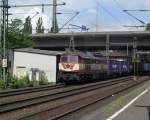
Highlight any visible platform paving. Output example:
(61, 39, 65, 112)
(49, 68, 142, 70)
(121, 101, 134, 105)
(77, 79, 150, 120)
(108, 87, 150, 120)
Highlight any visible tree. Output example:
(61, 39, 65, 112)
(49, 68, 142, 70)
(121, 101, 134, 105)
(23, 16, 32, 34)
(8, 19, 33, 48)
(8, 19, 23, 32)
(36, 17, 44, 33)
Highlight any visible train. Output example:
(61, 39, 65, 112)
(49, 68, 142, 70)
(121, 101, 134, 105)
(58, 51, 133, 83)
(138, 62, 150, 75)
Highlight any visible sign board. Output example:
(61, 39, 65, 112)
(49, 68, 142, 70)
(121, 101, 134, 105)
(2, 59, 7, 68)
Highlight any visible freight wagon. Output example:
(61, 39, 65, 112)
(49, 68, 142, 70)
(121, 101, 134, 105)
(139, 62, 150, 75)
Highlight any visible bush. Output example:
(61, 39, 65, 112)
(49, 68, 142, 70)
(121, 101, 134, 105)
(10, 77, 29, 89)
(0, 74, 50, 89)
(29, 80, 39, 87)
(39, 79, 49, 85)
(39, 74, 49, 85)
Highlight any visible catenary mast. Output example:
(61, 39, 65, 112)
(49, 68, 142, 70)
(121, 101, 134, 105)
(51, 0, 59, 33)
(1, 0, 8, 85)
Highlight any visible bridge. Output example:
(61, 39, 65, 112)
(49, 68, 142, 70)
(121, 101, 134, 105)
(31, 31, 150, 51)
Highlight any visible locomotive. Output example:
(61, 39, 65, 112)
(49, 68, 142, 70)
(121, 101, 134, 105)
(58, 51, 133, 83)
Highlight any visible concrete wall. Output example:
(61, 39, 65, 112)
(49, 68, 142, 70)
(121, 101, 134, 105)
(13, 51, 57, 83)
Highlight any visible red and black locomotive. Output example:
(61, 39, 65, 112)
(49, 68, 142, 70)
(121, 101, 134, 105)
(58, 51, 132, 83)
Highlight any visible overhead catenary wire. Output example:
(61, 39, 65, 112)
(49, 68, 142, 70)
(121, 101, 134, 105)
(112, 0, 136, 25)
(124, 10, 150, 12)
(74, 0, 124, 30)
(123, 9, 150, 28)
(100, 4, 122, 25)
(8, 12, 40, 15)
(14, 12, 40, 30)
(0, 3, 66, 8)
(58, 12, 79, 32)
(123, 10, 146, 25)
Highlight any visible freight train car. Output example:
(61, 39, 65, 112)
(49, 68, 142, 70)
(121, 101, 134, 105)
(144, 63, 150, 72)
(58, 52, 132, 83)
(139, 62, 150, 75)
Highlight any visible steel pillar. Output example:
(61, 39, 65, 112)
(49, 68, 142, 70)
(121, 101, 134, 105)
(51, 0, 59, 33)
(1, 0, 8, 85)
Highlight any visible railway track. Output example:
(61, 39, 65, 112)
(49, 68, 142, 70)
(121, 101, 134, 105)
(0, 76, 131, 106)
(0, 83, 65, 98)
(0, 76, 131, 112)
(48, 76, 149, 120)
(0, 76, 149, 120)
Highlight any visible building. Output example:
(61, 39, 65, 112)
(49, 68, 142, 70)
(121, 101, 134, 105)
(11, 48, 64, 83)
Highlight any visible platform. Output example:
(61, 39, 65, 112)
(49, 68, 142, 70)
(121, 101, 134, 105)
(76, 79, 150, 120)
(107, 87, 150, 120)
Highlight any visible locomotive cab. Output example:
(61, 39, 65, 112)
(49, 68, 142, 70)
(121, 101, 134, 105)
(59, 54, 81, 82)
(60, 55, 79, 63)
(59, 54, 80, 72)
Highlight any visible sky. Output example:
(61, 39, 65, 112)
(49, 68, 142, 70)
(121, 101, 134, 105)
(6, 0, 150, 32)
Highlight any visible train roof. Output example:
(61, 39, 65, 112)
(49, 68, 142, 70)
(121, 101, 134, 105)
(61, 51, 129, 61)
(62, 52, 98, 59)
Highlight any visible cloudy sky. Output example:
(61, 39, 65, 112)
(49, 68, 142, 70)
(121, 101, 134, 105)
(7, 0, 150, 32)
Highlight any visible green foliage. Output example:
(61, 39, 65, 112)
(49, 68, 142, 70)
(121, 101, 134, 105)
(29, 80, 39, 87)
(10, 77, 29, 89)
(8, 19, 23, 33)
(36, 17, 44, 33)
(8, 32, 33, 48)
(8, 19, 33, 48)
(0, 74, 50, 90)
(23, 16, 32, 34)
(39, 74, 49, 85)
(0, 80, 5, 89)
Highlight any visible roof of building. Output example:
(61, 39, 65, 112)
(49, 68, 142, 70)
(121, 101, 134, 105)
(14, 48, 65, 56)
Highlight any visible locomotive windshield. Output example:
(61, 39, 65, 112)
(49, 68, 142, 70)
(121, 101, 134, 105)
(61, 57, 68, 62)
(61, 55, 78, 63)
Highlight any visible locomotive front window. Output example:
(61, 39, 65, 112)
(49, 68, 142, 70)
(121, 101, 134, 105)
(61, 56, 78, 63)
(69, 56, 78, 63)
(61, 57, 68, 62)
